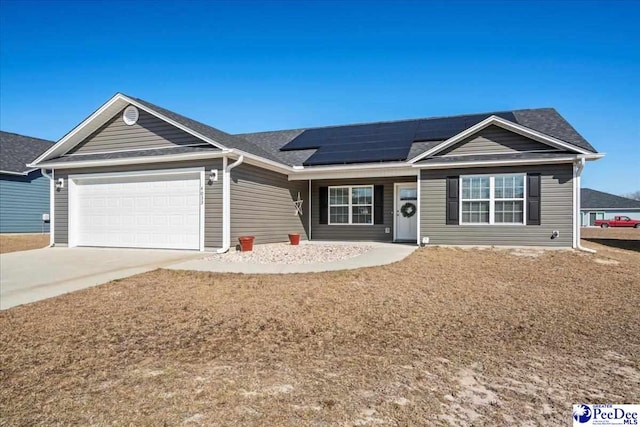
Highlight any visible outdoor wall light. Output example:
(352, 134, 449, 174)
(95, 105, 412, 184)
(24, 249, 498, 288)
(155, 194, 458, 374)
(209, 169, 218, 183)
(56, 178, 64, 190)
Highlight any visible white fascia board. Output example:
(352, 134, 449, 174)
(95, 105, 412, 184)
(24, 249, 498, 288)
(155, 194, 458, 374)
(0, 170, 28, 176)
(411, 156, 582, 170)
(30, 151, 230, 169)
(30, 94, 128, 165)
(289, 165, 418, 181)
(228, 149, 293, 174)
(408, 115, 592, 163)
(30, 93, 230, 167)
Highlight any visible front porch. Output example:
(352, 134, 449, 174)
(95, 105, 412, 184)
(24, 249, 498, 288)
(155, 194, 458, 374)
(305, 176, 419, 244)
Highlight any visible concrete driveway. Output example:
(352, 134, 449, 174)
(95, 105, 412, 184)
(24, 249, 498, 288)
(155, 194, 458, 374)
(0, 247, 202, 310)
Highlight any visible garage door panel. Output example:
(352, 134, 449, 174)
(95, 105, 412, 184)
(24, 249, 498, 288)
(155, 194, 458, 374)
(73, 173, 201, 250)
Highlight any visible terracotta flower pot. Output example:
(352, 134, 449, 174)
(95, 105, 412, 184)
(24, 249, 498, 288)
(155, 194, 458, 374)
(238, 236, 255, 252)
(288, 233, 301, 245)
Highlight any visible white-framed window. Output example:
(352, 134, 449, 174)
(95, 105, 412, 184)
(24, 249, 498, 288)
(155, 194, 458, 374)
(329, 185, 374, 225)
(460, 174, 525, 225)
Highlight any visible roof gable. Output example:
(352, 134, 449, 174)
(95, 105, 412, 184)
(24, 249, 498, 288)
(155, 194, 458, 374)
(408, 115, 592, 163)
(67, 106, 211, 155)
(0, 131, 54, 174)
(435, 125, 564, 157)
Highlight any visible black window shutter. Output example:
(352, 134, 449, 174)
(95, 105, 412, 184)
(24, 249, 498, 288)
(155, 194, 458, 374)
(374, 185, 384, 224)
(319, 186, 328, 224)
(527, 173, 541, 225)
(446, 176, 459, 225)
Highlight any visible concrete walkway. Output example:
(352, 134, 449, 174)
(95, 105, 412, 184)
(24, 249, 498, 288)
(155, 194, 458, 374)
(167, 242, 418, 274)
(0, 247, 201, 310)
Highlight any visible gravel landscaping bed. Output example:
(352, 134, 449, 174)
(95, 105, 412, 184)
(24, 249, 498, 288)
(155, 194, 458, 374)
(205, 242, 374, 264)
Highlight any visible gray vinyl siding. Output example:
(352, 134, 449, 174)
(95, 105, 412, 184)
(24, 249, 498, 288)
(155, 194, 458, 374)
(230, 163, 308, 245)
(420, 164, 574, 247)
(311, 176, 416, 242)
(437, 125, 559, 156)
(53, 160, 223, 248)
(68, 107, 212, 155)
(0, 172, 50, 233)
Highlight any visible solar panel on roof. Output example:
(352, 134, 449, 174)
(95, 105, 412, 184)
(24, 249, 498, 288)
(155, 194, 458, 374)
(280, 111, 519, 166)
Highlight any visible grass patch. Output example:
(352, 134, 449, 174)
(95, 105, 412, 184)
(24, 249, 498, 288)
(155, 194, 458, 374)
(0, 234, 49, 254)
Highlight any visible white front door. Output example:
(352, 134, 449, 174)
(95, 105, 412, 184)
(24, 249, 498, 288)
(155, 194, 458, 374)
(395, 183, 418, 241)
(70, 171, 202, 250)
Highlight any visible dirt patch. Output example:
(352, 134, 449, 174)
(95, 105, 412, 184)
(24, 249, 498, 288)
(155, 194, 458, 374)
(0, 234, 49, 254)
(1, 243, 639, 425)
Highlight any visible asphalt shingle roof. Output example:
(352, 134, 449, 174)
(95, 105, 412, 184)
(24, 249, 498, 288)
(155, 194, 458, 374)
(0, 131, 54, 174)
(40, 95, 598, 169)
(581, 188, 640, 210)
(234, 108, 597, 167)
(129, 96, 281, 163)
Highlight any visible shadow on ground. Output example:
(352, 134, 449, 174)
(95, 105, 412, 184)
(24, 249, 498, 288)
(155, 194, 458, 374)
(582, 238, 640, 252)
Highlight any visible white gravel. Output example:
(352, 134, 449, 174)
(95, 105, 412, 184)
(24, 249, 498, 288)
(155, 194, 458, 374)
(205, 242, 374, 265)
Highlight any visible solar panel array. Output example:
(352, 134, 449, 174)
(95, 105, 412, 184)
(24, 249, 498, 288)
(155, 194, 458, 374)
(280, 112, 516, 166)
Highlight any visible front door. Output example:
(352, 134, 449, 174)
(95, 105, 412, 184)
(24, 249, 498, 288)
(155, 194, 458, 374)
(395, 183, 418, 241)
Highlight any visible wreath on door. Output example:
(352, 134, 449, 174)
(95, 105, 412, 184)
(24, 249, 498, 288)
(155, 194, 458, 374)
(400, 202, 417, 218)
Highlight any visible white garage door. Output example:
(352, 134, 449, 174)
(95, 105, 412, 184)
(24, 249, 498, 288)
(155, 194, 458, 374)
(71, 171, 202, 250)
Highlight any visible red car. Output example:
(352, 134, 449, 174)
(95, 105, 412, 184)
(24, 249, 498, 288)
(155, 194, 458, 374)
(594, 216, 640, 228)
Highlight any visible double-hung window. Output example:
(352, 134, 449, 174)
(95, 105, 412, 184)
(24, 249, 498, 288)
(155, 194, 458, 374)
(329, 185, 373, 225)
(461, 174, 525, 225)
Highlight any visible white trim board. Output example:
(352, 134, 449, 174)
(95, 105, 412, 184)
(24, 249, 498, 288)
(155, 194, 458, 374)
(411, 155, 603, 170)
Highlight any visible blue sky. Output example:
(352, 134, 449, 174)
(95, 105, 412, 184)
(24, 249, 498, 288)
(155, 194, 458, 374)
(1, 0, 638, 194)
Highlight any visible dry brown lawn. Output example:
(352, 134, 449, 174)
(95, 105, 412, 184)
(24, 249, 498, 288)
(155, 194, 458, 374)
(0, 234, 49, 254)
(1, 232, 639, 426)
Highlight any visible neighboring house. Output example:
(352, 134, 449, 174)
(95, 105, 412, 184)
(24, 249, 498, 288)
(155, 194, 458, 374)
(28, 93, 602, 251)
(581, 188, 640, 226)
(0, 131, 54, 233)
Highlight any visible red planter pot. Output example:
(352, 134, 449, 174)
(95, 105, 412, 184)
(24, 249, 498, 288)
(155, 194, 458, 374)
(288, 233, 301, 245)
(238, 236, 255, 252)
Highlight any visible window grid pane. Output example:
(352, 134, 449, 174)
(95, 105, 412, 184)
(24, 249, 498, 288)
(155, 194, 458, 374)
(329, 187, 349, 205)
(462, 201, 490, 224)
(329, 206, 349, 224)
(328, 186, 373, 224)
(461, 175, 525, 224)
(495, 201, 524, 223)
(351, 187, 372, 205)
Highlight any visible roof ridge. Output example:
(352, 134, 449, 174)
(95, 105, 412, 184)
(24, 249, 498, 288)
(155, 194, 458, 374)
(234, 107, 556, 135)
(127, 95, 281, 162)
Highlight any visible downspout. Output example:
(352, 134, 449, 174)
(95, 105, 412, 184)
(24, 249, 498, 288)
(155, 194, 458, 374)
(574, 157, 596, 253)
(41, 168, 55, 247)
(216, 154, 244, 253)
